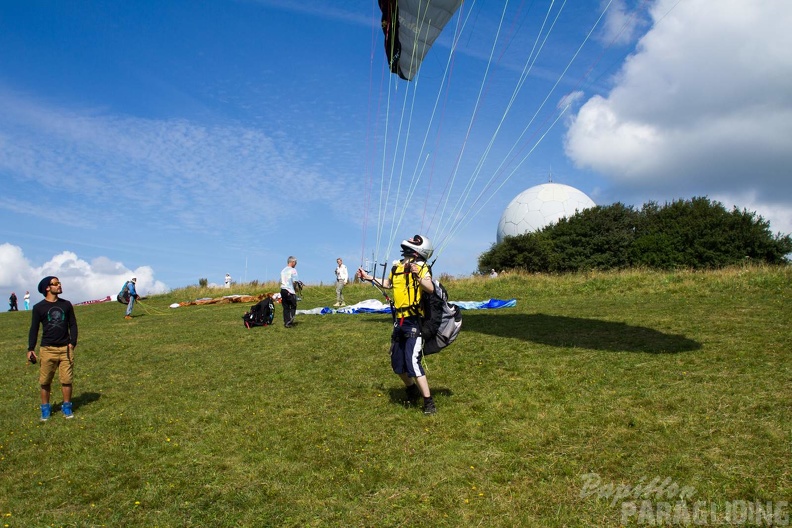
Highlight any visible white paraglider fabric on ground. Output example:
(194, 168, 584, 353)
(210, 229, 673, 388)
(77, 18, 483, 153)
(296, 298, 516, 315)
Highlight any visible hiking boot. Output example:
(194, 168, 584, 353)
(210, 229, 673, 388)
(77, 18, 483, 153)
(40, 403, 51, 422)
(423, 399, 437, 415)
(62, 401, 74, 419)
(125, 315, 132, 320)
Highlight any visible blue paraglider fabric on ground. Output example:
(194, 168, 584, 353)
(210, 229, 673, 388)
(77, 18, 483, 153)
(296, 298, 516, 315)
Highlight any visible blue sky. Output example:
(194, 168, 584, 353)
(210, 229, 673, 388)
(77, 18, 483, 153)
(2, 0, 791, 304)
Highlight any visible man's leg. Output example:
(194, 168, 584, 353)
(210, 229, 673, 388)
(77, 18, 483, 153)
(414, 375, 431, 398)
(408, 332, 435, 414)
(40, 384, 51, 405)
(282, 290, 295, 326)
(39, 347, 57, 405)
(62, 384, 72, 403)
(282, 290, 290, 325)
(61, 384, 74, 418)
(57, 348, 75, 417)
(289, 297, 297, 324)
(398, 323, 436, 414)
(39, 384, 52, 421)
(38, 347, 60, 421)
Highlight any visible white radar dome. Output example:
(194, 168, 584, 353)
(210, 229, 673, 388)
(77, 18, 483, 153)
(497, 183, 596, 243)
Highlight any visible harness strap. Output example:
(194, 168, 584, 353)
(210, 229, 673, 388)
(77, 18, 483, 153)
(392, 261, 430, 317)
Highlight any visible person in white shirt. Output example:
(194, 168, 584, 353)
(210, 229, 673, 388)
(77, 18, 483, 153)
(224, 273, 231, 288)
(280, 256, 300, 328)
(334, 258, 349, 307)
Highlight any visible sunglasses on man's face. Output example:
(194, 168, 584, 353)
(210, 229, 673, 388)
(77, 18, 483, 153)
(50, 281, 61, 286)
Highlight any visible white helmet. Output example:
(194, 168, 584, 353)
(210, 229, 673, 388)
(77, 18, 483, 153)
(400, 234, 433, 260)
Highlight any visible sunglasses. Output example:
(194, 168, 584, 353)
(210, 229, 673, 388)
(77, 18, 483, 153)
(50, 281, 61, 286)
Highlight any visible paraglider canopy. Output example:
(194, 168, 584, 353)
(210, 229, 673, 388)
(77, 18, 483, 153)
(379, 0, 464, 81)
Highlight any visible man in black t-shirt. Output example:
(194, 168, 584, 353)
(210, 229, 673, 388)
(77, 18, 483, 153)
(27, 276, 78, 422)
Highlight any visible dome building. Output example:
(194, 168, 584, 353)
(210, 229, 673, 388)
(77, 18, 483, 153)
(497, 183, 596, 243)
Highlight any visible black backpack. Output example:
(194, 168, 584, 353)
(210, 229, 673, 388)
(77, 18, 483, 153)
(117, 282, 131, 304)
(419, 275, 462, 355)
(242, 297, 275, 328)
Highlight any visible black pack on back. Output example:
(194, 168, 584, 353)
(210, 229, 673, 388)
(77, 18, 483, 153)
(242, 296, 275, 328)
(420, 274, 462, 355)
(117, 282, 130, 304)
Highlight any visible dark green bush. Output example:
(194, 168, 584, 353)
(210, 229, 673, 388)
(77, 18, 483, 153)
(479, 196, 792, 273)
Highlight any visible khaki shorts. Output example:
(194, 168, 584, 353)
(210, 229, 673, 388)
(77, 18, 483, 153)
(39, 346, 73, 386)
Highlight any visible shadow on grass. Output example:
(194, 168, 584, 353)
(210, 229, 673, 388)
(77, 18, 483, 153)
(463, 312, 701, 354)
(72, 392, 102, 411)
(51, 393, 101, 414)
(387, 387, 454, 408)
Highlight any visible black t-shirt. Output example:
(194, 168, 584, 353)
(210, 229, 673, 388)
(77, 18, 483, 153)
(28, 298, 78, 350)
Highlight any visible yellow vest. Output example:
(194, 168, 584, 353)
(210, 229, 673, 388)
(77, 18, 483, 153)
(389, 261, 431, 317)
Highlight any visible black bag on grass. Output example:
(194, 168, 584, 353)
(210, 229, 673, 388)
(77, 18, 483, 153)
(243, 297, 275, 328)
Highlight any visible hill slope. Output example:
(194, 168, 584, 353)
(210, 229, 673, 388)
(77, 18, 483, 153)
(1, 267, 790, 526)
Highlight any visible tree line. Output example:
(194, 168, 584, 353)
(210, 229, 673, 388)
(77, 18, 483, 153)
(479, 197, 792, 273)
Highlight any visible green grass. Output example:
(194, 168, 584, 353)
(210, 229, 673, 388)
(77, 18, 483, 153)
(1, 266, 790, 527)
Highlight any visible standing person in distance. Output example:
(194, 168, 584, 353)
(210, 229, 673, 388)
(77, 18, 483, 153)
(123, 278, 138, 320)
(24, 290, 30, 310)
(357, 235, 437, 415)
(9, 292, 18, 311)
(334, 257, 349, 307)
(225, 273, 232, 288)
(280, 256, 300, 328)
(27, 276, 78, 421)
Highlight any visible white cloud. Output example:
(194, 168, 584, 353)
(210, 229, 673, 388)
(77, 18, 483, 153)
(564, 0, 792, 234)
(0, 243, 32, 286)
(0, 88, 342, 235)
(559, 90, 585, 110)
(598, 0, 648, 46)
(0, 243, 168, 305)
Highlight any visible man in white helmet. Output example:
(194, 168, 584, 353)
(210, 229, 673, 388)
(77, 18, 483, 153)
(357, 235, 437, 415)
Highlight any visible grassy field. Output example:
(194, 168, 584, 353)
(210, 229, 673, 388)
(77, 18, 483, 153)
(1, 266, 790, 527)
